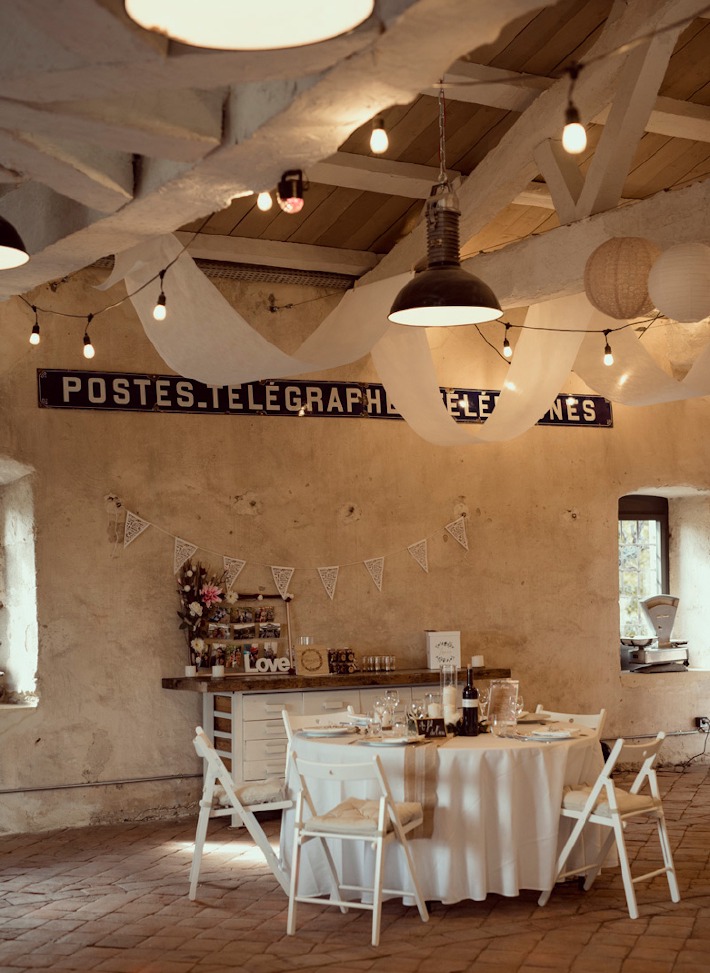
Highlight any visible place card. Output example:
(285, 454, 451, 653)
(416, 717, 447, 738)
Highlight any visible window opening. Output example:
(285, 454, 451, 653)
(618, 495, 669, 638)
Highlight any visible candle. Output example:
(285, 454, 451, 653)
(471, 654, 485, 668)
(442, 685, 457, 708)
(427, 702, 443, 718)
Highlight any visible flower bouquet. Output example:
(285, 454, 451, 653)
(177, 560, 230, 668)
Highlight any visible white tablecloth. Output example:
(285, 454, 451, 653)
(281, 729, 603, 904)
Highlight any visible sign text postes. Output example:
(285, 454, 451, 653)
(37, 370, 613, 428)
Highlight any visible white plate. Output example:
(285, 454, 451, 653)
(528, 728, 577, 740)
(516, 712, 550, 724)
(358, 735, 426, 746)
(297, 726, 359, 738)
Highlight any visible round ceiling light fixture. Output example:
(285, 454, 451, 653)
(124, 1, 375, 50)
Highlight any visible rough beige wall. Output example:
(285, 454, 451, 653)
(1, 269, 709, 833)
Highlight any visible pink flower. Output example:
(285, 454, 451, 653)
(200, 584, 223, 607)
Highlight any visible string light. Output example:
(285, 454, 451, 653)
(603, 330, 614, 366)
(257, 191, 273, 212)
(29, 305, 40, 346)
(83, 315, 95, 359)
(152, 269, 167, 321)
(369, 117, 388, 154)
(566, 395, 579, 406)
(502, 323, 513, 359)
(562, 64, 587, 155)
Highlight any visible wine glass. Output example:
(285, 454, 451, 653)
(516, 695, 525, 719)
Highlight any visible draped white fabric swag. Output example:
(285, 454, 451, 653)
(99, 235, 710, 446)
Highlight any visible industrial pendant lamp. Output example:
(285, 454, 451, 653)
(388, 90, 501, 327)
(0, 216, 29, 270)
(124, 1, 375, 50)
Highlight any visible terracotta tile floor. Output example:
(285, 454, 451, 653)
(1, 767, 709, 973)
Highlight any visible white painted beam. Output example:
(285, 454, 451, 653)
(310, 152, 459, 197)
(594, 96, 710, 143)
(432, 60, 551, 111)
(461, 179, 710, 309)
(0, 130, 132, 212)
(175, 232, 379, 276)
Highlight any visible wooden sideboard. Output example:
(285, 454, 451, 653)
(162, 668, 511, 783)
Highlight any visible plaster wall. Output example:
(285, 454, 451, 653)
(1, 270, 709, 834)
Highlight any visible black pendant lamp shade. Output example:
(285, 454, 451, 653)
(0, 216, 29, 270)
(388, 190, 501, 327)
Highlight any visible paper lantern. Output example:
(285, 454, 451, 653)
(647, 243, 710, 323)
(584, 237, 660, 319)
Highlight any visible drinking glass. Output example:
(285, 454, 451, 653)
(373, 696, 392, 728)
(425, 691, 442, 718)
(516, 695, 525, 718)
(384, 689, 400, 707)
(488, 678, 519, 736)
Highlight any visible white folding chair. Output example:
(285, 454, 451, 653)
(287, 750, 429, 947)
(538, 731, 680, 918)
(282, 708, 355, 742)
(535, 704, 607, 737)
(189, 726, 293, 899)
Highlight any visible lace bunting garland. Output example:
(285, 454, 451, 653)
(318, 566, 339, 601)
(407, 539, 429, 572)
(271, 565, 295, 599)
(123, 510, 150, 548)
(445, 517, 469, 551)
(223, 556, 246, 590)
(364, 557, 384, 592)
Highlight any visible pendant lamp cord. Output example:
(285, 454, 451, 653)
(436, 85, 448, 191)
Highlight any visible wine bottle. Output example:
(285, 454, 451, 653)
(462, 666, 479, 736)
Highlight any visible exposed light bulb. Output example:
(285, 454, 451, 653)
(257, 191, 273, 212)
(503, 325, 512, 359)
(29, 322, 40, 346)
(369, 118, 388, 154)
(83, 334, 95, 360)
(562, 105, 587, 154)
(278, 195, 304, 215)
(603, 332, 613, 367)
(153, 292, 167, 321)
(566, 395, 578, 406)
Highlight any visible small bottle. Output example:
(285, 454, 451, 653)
(462, 667, 479, 736)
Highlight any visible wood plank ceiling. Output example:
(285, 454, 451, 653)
(0, 0, 708, 308)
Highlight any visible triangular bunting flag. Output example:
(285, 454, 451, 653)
(317, 566, 339, 601)
(364, 557, 384, 592)
(271, 565, 295, 599)
(123, 509, 150, 548)
(174, 537, 198, 574)
(223, 556, 246, 590)
(408, 539, 429, 572)
(445, 516, 469, 551)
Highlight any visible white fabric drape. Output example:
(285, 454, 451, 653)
(99, 234, 710, 446)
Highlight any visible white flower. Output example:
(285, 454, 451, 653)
(189, 601, 203, 617)
(226, 591, 238, 605)
(191, 638, 205, 652)
(257, 594, 263, 601)
(183, 585, 190, 592)
(186, 570, 194, 577)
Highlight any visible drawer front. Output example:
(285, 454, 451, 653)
(242, 691, 302, 721)
(244, 738, 288, 762)
(243, 719, 287, 742)
(243, 758, 287, 781)
(302, 689, 361, 715)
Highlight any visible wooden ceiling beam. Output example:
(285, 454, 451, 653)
(175, 231, 379, 276)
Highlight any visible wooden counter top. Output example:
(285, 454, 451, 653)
(161, 667, 511, 693)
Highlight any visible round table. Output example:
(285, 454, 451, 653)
(281, 727, 603, 904)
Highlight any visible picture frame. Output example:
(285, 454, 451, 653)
(294, 643, 329, 676)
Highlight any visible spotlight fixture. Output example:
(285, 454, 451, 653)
(603, 330, 614, 367)
(369, 117, 388, 154)
(277, 170, 305, 215)
(0, 215, 29, 270)
(562, 63, 587, 155)
(256, 191, 273, 212)
(124, 1, 374, 50)
(152, 269, 167, 321)
(388, 89, 502, 327)
(29, 306, 40, 346)
(503, 324, 513, 359)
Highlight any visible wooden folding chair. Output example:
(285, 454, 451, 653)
(287, 749, 428, 947)
(189, 726, 292, 899)
(538, 731, 680, 918)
